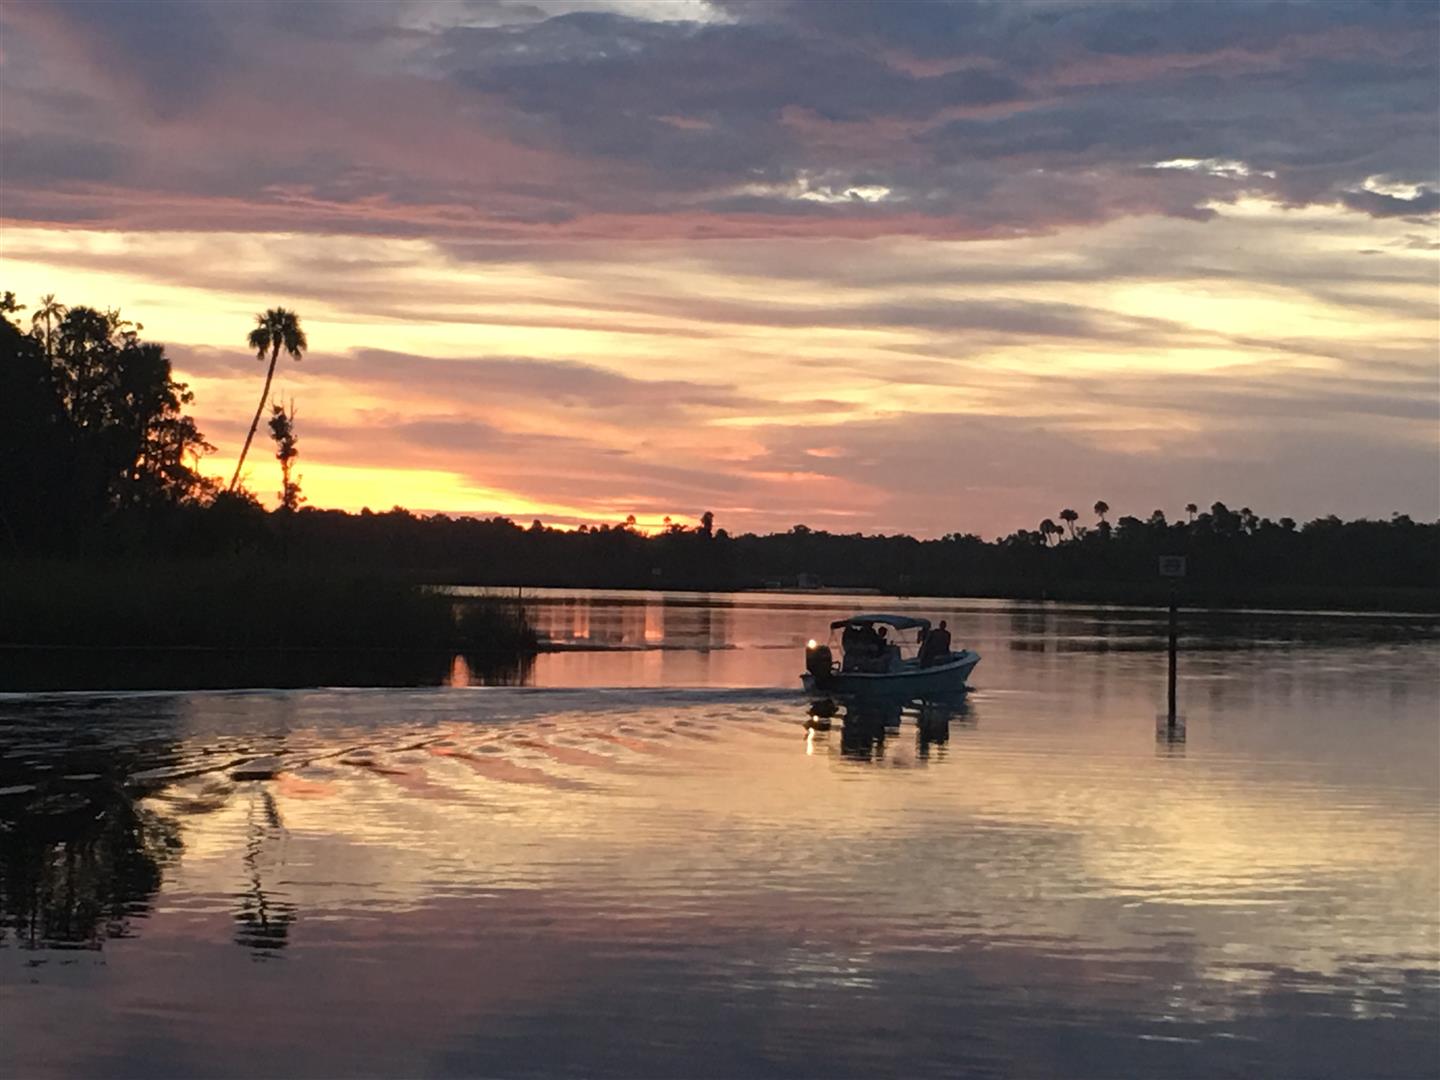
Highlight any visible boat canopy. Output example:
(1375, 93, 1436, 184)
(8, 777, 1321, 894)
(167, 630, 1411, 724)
(829, 613, 931, 632)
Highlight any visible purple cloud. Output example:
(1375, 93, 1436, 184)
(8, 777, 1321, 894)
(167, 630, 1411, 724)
(0, 0, 1433, 239)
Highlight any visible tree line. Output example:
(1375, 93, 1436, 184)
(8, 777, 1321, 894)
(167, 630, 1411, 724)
(0, 292, 304, 553)
(2, 292, 1435, 609)
(223, 503, 1436, 607)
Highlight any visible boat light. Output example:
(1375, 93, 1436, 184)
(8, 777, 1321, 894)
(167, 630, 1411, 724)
(807, 639, 818, 650)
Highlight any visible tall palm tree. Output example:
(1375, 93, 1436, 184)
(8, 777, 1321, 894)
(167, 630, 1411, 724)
(31, 294, 66, 358)
(1185, 503, 1198, 522)
(230, 308, 307, 492)
(1093, 500, 1109, 524)
(1059, 507, 1079, 540)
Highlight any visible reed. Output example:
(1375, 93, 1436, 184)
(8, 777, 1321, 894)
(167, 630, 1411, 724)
(0, 560, 537, 653)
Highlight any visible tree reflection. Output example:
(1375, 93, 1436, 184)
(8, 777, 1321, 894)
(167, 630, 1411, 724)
(233, 788, 295, 955)
(0, 784, 182, 950)
(448, 651, 537, 687)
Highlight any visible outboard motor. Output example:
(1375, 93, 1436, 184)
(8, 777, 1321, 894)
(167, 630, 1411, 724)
(805, 641, 834, 679)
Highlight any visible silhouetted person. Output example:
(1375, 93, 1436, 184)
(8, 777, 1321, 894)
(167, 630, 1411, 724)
(876, 626, 899, 671)
(841, 623, 868, 670)
(842, 623, 887, 671)
(920, 619, 952, 665)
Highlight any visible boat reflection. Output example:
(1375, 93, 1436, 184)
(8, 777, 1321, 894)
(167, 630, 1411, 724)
(805, 692, 972, 762)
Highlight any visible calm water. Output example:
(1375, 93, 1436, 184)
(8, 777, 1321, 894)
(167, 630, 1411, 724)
(2, 592, 1437, 1077)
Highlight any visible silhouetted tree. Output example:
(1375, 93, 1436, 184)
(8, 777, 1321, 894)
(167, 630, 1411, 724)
(1185, 503, 1198, 522)
(1, 298, 212, 551)
(231, 308, 307, 492)
(1210, 501, 1240, 536)
(233, 790, 295, 953)
(1093, 500, 1109, 523)
(268, 402, 302, 512)
(30, 293, 65, 358)
(1059, 508, 1079, 540)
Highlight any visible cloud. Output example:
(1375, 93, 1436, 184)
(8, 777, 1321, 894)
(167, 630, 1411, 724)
(0, 131, 133, 185)
(1339, 186, 1440, 218)
(166, 331, 1437, 536)
(343, 348, 751, 413)
(0, 0, 1434, 240)
(742, 407, 1440, 537)
(8, 0, 231, 117)
(173, 343, 759, 422)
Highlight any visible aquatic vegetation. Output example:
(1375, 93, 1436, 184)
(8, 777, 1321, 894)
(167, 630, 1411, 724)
(0, 560, 535, 654)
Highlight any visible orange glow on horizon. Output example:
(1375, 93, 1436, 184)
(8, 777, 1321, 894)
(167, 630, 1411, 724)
(3, 196, 1436, 537)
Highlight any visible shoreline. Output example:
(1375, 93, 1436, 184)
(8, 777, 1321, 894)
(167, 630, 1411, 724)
(446, 581, 1440, 617)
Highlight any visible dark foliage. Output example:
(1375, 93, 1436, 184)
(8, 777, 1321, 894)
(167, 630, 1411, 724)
(268, 402, 303, 512)
(0, 560, 535, 653)
(167, 503, 1435, 611)
(0, 297, 213, 554)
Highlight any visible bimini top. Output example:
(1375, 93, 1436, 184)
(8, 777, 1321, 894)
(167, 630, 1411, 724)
(829, 613, 931, 632)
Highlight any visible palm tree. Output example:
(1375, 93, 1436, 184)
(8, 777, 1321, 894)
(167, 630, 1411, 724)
(1093, 500, 1109, 524)
(1185, 503, 1198, 523)
(30, 294, 66, 357)
(230, 308, 307, 492)
(268, 402, 302, 512)
(1039, 518, 1059, 546)
(1059, 508, 1079, 540)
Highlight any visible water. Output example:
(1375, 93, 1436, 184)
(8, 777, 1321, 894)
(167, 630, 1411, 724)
(2, 592, 1437, 1077)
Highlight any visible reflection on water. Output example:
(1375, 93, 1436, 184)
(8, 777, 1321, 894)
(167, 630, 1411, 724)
(0, 782, 181, 951)
(234, 789, 295, 955)
(8, 589, 1437, 693)
(806, 694, 971, 763)
(1, 593, 1438, 1077)
(514, 589, 1440, 689)
(0, 647, 534, 693)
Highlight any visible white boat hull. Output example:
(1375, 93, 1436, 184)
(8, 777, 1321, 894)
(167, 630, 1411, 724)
(802, 650, 980, 698)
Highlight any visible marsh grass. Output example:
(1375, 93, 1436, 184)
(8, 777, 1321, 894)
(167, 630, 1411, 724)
(0, 560, 536, 653)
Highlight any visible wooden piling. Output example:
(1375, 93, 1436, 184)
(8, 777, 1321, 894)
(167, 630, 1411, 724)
(1167, 587, 1178, 726)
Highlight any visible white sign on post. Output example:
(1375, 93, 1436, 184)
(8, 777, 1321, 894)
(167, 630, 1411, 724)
(1158, 555, 1187, 578)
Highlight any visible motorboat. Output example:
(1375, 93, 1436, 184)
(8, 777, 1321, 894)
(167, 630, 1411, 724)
(801, 613, 979, 697)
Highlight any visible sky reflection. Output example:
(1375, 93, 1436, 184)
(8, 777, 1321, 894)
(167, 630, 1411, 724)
(2, 597, 1437, 1077)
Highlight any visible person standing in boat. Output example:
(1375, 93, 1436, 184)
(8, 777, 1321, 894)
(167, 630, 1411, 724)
(920, 619, 952, 665)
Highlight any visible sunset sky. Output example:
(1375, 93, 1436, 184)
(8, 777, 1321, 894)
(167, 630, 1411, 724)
(2, 0, 1436, 536)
